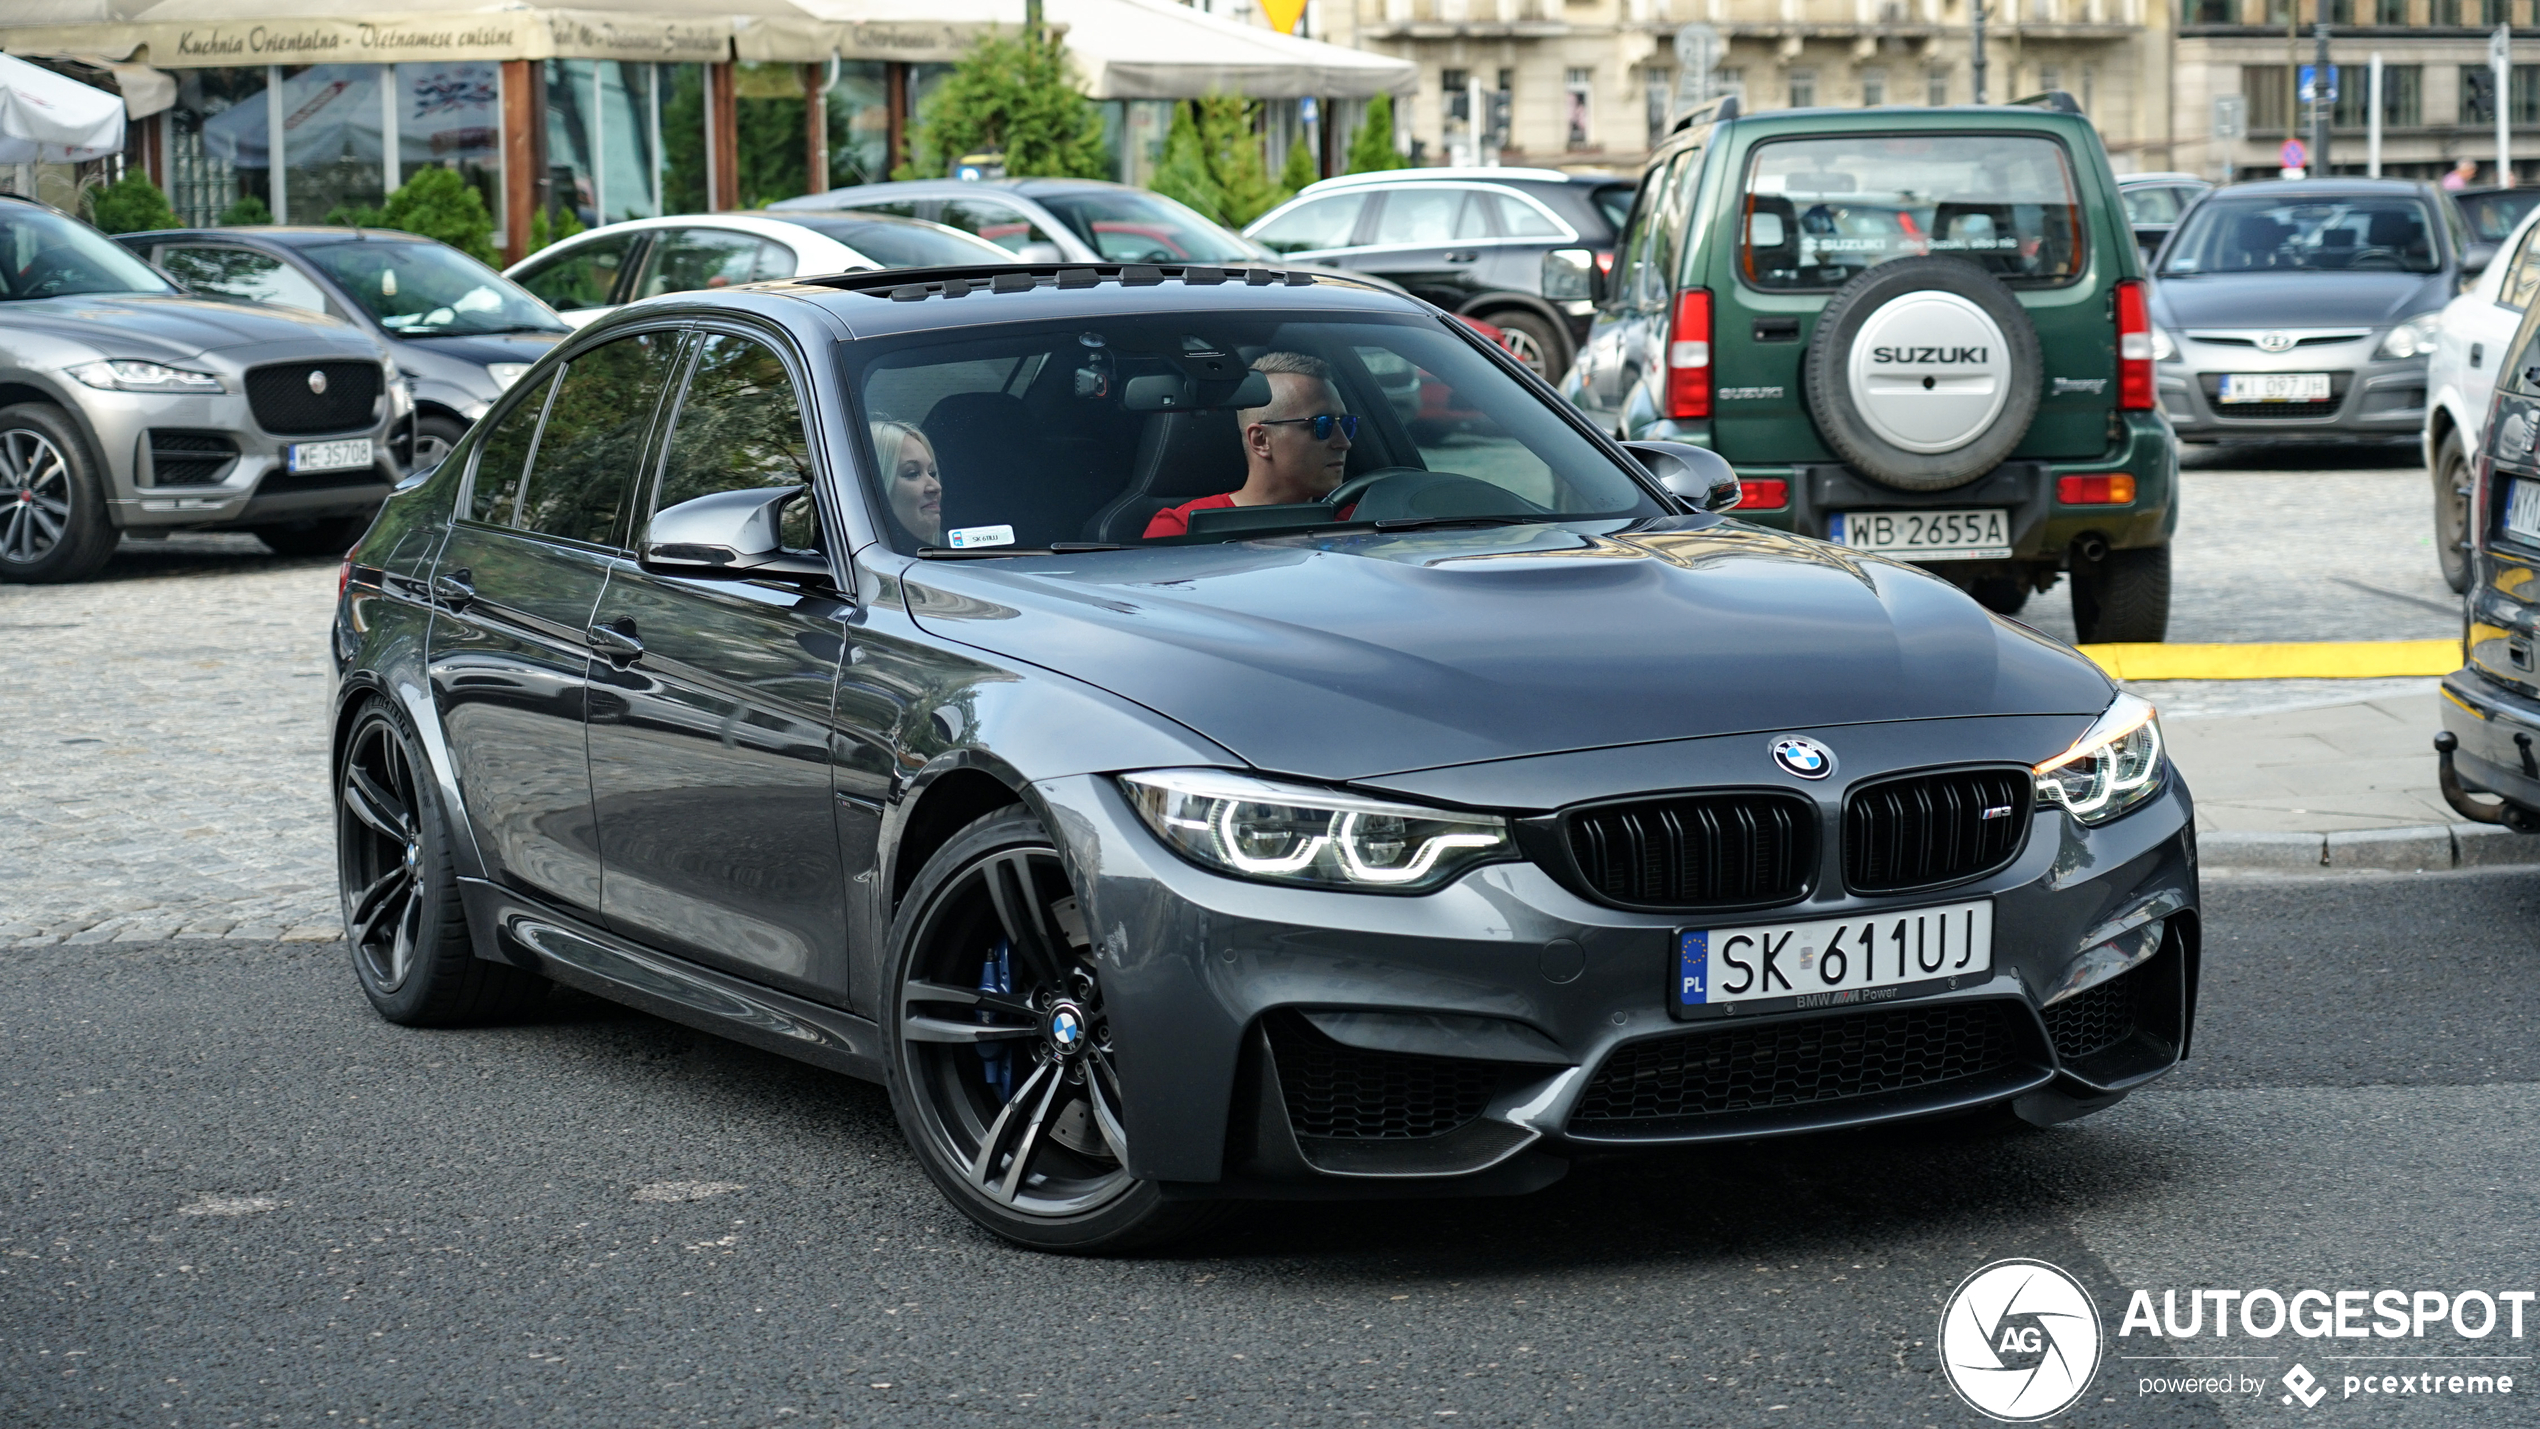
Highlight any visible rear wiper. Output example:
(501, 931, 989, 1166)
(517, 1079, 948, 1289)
(915, 542, 1123, 559)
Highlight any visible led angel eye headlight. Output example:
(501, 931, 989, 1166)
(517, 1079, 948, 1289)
(2033, 692, 2166, 825)
(1120, 770, 1514, 893)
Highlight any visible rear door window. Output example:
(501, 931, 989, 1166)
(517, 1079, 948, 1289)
(1250, 193, 1370, 254)
(634, 229, 774, 299)
(1487, 192, 1569, 239)
(1738, 134, 2085, 289)
(467, 368, 560, 525)
(513, 330, 682, 547)
(513, 232, 639, 311)
(1370, 188, 1493, 246)
(940, 198, 1063, 254)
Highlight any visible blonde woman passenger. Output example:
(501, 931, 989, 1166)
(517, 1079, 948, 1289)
(871, 419, 942, 548)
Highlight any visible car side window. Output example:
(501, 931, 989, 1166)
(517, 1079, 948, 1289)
(1371, 188, 1491, 246)
(940, 199, 1062, 255)
(654, 333, 819, 551)
(156, 245, 330, 315)
(467, 368, 559, 525)
(1607, 167, 1664, 310)
(635, 229, 768, 300)
(2502, 227, 2540, 313)
(1251, 193, 1369, 254)
(513, 232, 638, 312)
(514, 330, 682, 546)
(1489, 193, 1567, 239)
(1629, 151, 1694, 309)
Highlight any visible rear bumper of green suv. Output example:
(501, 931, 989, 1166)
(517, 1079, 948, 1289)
(1702, 410, 2177, 564)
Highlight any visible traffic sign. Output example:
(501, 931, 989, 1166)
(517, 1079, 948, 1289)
(2280, 137, 2309, 168)
(2298, 65, 2338, 104)
(2212, 93, 2246, 140)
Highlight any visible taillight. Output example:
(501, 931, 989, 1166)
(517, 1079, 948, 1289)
(1667, 288, 1713, 420)
(2056, 474, 2136, 505)
(1737, 478, 1790, 510)
(2115, 278, 2155, 411)
(338, 557, 353, 599)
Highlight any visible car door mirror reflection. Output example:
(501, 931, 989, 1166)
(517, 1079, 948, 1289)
(638, 485, 833, 583)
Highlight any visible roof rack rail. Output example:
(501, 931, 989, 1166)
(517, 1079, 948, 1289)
(2009, 89, 2084, 115)
(1670, 94, 1740, 134)
(795, 261, 1336, 300)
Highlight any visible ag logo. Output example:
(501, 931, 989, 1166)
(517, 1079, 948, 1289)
(1769, 735, 1835, 780)
(1939, 1258, 2102, 1422)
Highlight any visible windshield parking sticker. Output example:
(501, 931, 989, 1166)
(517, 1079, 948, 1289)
(946, 524, 1015, 550)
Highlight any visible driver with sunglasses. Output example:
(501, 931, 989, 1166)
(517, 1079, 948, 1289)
(1143, 350, 1358, 539)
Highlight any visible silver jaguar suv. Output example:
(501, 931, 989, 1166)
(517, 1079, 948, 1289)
(0, 194, 409, 582)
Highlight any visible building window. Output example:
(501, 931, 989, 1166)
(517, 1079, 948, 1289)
(1927, 66, 1951, 104)
(1717, 67, 1747, 104)
(2375, 0, 2408, 20)
(1861, 67, 1888, 105)
(2326, 0, 2354, 20)
(2185, 0, 2236, 23)
(1788, 68, 1817, 108)
(2039, 65, 2063, 96)
(2245, 64, 2289, 132)
(2517, 64, 2540, 125)
(1646, 66, 1676, 143)
(1566, 67, 1594, 146)
(1443, 67, 1471, 123)
(2082, 64, 2096, 112)
(2335, 64, 2421, 126)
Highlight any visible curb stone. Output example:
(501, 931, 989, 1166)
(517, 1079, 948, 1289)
(2204, 823, 2540, 872)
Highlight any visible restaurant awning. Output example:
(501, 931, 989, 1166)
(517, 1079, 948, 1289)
(0, 50, 125, 161)
(0, 0, 833, 69)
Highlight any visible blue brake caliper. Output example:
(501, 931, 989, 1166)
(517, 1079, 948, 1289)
(977, 937, 1013, 1102)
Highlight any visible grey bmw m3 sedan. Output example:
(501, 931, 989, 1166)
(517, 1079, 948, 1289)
(330, 260, 2200, 1251)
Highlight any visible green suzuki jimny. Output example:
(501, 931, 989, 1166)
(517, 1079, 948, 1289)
(1557, 94, 2176, 642)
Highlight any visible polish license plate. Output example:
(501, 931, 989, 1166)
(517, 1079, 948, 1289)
(1676, 900, 1994, 1015)
(2507, 479, 2540, 545)
(287, 438, 372, 473)
(2218, 372, 2332, 403)
(1828, 509, 2010, 561)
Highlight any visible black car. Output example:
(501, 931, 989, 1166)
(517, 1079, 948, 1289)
(2441, 284, 2540, 830)
(332, 260, 2200, 1252)
(1242, 168, 1632, 378)
(119, 226, 570, 470)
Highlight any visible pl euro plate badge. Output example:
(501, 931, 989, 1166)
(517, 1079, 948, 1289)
(1676, 899, 1993, 1017)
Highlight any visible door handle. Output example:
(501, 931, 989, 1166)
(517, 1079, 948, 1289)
(1443, 249, 1479, 263)
(586, 620, 643, 663)
(431, 570, 474, 607)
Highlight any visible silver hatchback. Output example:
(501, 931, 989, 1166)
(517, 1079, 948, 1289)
(0, 195, 407, 582)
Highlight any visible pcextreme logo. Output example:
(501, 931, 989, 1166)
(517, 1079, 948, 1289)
(1939, 1259, 2103, 1421)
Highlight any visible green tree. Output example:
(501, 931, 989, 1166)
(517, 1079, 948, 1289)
(526, 201, 584, 256)
(1148, 95, 1283, 229)
(1277, 129, 1321, 197)
(663, 66, 709, 215)
(323, 165, 500, 266)
(217, 193, 273, 226)
(896, 29, 1108, 181)
(1346, 92, 1407, 174)
(89, 169, 180, 234)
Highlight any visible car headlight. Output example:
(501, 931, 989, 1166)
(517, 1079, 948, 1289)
(68, 359, 223, 394)
(2376, 311, 2442, 360)
(484, 362, 533, 390)
(2151, 327, 2177, 363)
(2033, 692, 2166, 825)
(1120, 769, 1515, 892)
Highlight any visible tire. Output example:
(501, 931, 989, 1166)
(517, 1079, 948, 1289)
(2436, 429, 2472, 594)
(413, 413, 468, 475)
(1486, 309, 1569, 381)
(1802, 257, 2044, 492)
(2070, 543, 2172, 644)
(0, 403, 117, 584)
(337, 699, 546, 1026)
(253, 514, 373, 557)
(884, 807, 1226, 1254)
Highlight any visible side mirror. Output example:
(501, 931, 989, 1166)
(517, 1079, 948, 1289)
(2464, 241, 2500, 279)
(1016, 241, 1066, 263)
(1622, 440, 1742, 513)
(1541, 247, 1595, 302)
(638, 486, 831, 582)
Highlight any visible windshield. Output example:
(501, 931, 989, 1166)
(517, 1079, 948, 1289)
(303, 239, 565, 335)
(849, 311, 1662, 554)
(1033, 190, 1263, 264)
(0, 203, 174, 301)
(2459, 189, 2540, 243)
(1738, 134, 2085, 290)
(784, 217, 1009, 268)
(2159, 195, 2440, 275)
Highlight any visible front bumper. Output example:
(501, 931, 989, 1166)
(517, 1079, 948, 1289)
(2157, 340, 2426, 441)
(1047, 716, 2201, 1196)
(80, 370, 405, 532)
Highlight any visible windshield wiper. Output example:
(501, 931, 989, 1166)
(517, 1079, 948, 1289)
(1358, 514, 1548, 533)
(404, 323, 565, 336)
(915, 542, 1123, 559)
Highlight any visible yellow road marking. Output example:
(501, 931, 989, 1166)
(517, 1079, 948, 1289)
(2077, 640, 2461, 681)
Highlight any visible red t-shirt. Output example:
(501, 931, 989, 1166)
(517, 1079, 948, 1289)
(1143, 492, 1241, 539)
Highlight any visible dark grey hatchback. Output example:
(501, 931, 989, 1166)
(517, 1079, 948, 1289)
(332, 261, 2201, 1251)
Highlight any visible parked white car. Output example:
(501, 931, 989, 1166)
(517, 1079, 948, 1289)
(2426, 203, 2540, 591)
(503, 211, 1008, 328)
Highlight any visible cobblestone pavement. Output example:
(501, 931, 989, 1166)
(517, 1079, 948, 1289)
(0, 535, 344, 948)
(0, 447, 2466, 950)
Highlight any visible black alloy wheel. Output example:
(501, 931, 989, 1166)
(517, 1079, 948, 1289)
(2437, 429, 2473, 594)
(336, 701, 543, 1025)
(885, 808, 1220, 1252)
(0, 403, 116, 584)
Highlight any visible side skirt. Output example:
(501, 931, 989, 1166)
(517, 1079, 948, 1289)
(458, 877, 885, 1084)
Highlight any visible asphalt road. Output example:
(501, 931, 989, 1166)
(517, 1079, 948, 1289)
(8, 871, 2540, 1429)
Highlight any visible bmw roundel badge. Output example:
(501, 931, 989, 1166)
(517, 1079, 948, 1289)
(1770, 735, 1835, 780)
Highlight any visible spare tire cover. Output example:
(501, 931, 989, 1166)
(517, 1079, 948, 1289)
(1802, 256, 2043, 492)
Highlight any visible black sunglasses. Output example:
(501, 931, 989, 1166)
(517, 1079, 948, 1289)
(1256, 414, 1359, 440)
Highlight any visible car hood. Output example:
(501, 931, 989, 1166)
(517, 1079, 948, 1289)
(7, 292, 373, 361)
(392, 330, 565, 367)
(2151, 270, 2452, 330)
(901, 520, 2114, 786)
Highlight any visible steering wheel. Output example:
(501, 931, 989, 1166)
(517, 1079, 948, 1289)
(2347, 248, 2404, 270)
(1320, 466, 1429, 513)
(15, 250, 86, 297)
